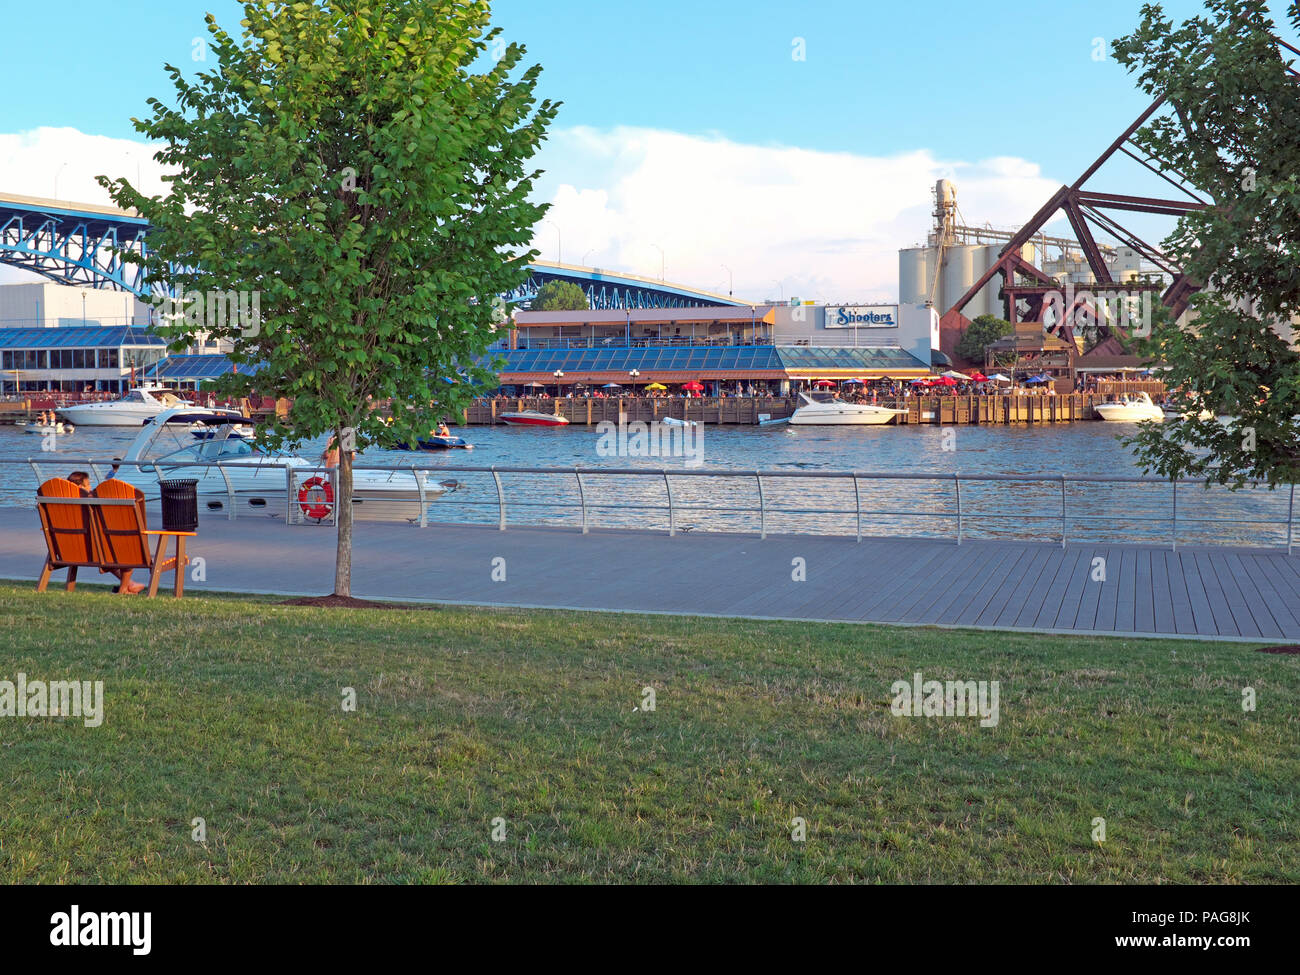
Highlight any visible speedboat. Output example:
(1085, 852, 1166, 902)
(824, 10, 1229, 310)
(105, 408, 459, 522)
(500, 410, 569, 427)
(658, 416, 698, 428)
(1094, 392, 1164, 423)
(18, 420, 74, 436)
(395, 435, 474, 450)
(56, 386, 191, 426)
(788, 392, 907, 426)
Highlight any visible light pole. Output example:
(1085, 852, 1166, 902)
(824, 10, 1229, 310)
(545, 221, 562, 265)
(650, 244, 664, 281)
(628, 368, 640, 396)
(721, 264, 733, 297)
(582, 249, 594, 266)
(81, 293, 86, 325)
(774, 280, 784, 303)
(553, 369, 565, 397)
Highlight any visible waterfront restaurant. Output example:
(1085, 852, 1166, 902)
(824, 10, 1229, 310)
(498, 304, 936, 394)
(0, 325, 168, 394)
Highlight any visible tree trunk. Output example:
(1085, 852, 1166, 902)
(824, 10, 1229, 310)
(333, 437, 353, 597)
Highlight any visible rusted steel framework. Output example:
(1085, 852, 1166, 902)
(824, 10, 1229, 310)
(944, 94, 1207, 353)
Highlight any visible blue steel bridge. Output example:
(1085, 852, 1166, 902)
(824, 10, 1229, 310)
(0, 192, 741, 309)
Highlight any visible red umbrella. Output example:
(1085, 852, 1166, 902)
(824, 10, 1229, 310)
(968, 372, 988, 382)
(933, 376, 958, 386)
(682, 381, 705, 391)
(813, 380, 837, 387)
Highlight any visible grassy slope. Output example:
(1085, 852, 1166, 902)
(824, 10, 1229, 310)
(0, 582, 1295, 884)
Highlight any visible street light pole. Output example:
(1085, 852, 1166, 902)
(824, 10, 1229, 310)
(651, 244, 664, 281)
(721, 264, 733, 297)
(545, 221, 562, 265)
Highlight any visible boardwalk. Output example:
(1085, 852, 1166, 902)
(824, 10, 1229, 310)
(0, 506, 1295, 641)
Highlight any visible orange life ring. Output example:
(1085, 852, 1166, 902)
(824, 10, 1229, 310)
(297, 476, 333, 520)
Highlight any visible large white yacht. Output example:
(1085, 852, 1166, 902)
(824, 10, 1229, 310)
(108, 408, 459, 522)
(56, 386, 192, 426)
(1094, 392, 1165, 423)
(788, 392, 907, 426)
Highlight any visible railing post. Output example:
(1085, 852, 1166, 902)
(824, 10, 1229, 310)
(853, 473, 862, 542)
(413, 465, 428, 528)
(576, 471, 588, 534)
(1060, 474, 1067, 549)
(757, 473, 766, 540)
(491, 466, 506, 531)
(285, 465, 294, 523)
(954, 474, 962, 545)
(663, 470, 675, 537)
(1171, 479, 1178, 551)
(1288, 483, 1295, 556)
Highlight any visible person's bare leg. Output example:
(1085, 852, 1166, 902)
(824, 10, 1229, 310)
(119, 569, 146, 594)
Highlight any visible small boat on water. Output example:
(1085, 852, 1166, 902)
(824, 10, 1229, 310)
(788, 392, 907, 426)
(1095, 392, 1164, 423)
(658, 416, 698, 428)
(18, 420, 74, 436)
(395, 435, 475, 450)
(499, 410, 569, 427)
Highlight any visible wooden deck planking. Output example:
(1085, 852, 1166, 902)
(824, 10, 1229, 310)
(1134, 548, 1157, 632)
(983, 545, 1056, 628)
(1031, 548, 1092, 630)
(1112, 548, 1138, 633)
(1204, 551, 1274, 639)
(1235, 553, 1300, 634)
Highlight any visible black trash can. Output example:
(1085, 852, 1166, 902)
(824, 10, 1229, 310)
(159, 479, 200, 533)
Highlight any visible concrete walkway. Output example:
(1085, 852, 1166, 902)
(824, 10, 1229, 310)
(1, 506, 1295, 642)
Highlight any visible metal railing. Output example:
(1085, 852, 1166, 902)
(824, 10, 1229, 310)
(7, 457, 1296, 553)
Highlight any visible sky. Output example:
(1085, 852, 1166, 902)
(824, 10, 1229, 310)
(0, 0, 1295, 300)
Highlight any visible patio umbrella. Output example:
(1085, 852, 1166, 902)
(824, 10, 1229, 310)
(602, 382, 622, 388)
(814, 380, 837, 388)
(968, 372, 988, 382)
(940, 370, 970, 380)
(524, 381, 545, 388)
(987, 373, 1011, 382)
(682, 381, 705, 391)
(841, 378, 865, 384)
(933, 376, 958, 386)
(909, 378, 930, 385)
(646, 382, 667, 391)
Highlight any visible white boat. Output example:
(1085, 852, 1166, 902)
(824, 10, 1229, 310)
(658, 416, 698, 428)
(499, 410, 569, 427)
(788, 392, 907, 426)
(56, 386, 192, 426)
(112, 408, 459, 522)
(18, 421, 74, 436)
(1094, 392, 1165, 423)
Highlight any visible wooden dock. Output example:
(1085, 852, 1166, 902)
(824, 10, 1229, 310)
(0, 506, 1292, 641)
(464, 393, 1124, 426)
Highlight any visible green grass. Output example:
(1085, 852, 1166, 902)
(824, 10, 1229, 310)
(0, 581, 1296, 883)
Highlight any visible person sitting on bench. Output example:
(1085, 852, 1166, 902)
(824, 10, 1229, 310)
(66, 471, 146, 593)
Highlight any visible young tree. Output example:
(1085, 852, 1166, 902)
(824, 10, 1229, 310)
(531, 280, 588, 311)
(955, 314, 1013, 364)
(1112, 0, 1300, 487)
(102, 0, 558, 597)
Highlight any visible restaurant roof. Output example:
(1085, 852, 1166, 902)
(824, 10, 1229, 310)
(0, 325, 166, 349)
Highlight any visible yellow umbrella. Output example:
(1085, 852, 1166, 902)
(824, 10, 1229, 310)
(645, 382, 667, 391)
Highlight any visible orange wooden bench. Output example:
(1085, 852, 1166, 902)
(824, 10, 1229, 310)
(35, 478, 194, 598)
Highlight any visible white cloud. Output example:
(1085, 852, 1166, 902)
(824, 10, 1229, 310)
(0, 125, 1068, 301)
(528, 126, 1066, 303)
(0, 126, 171, 284)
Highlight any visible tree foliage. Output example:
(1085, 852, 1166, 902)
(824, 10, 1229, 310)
(101, 0, 558, 594)
(1113, 0, 1300, 487)
(955, 314, 1013, 364)
(532, 280, 588, 311)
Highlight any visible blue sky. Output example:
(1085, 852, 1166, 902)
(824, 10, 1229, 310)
(1, 1, 1295, 299)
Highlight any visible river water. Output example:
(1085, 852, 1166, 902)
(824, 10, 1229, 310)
(1, 420, 1290, 548)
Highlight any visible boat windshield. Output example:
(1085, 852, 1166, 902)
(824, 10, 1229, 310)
(156, 437, 260, 465)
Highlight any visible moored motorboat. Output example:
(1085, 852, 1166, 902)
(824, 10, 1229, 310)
(499, 410, 569, 427)
(658, 416, 698, 428)
(56, 386, 191, 426)
(110, 408, 459, 521)
(1094, 392, 1164, 423)
(788, 392, 907, 426)
(395, 435, 475, 450)
(18, 421, 74, 436)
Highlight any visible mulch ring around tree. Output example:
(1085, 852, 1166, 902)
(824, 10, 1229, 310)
(281, 594, 429, 611)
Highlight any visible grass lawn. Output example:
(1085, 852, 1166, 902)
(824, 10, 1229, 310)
(0, 581, 1296, 883)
